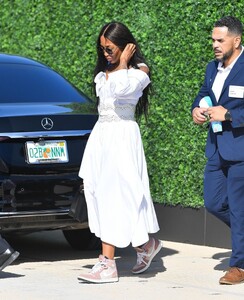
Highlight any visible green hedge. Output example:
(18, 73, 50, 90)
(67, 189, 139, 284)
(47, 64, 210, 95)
(0, 0, 243, 207)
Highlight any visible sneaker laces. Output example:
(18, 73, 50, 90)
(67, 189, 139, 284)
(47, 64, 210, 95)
(90, 260, 107, 274)
(136, 238, 155, 264)
(136, 250, 147, 264)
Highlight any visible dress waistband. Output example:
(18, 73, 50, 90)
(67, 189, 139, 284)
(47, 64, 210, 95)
(98, 115, 135, 122)
(98, 103, 136, 122)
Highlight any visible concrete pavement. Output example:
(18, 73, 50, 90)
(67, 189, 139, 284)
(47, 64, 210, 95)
(0, 230, 243, 300)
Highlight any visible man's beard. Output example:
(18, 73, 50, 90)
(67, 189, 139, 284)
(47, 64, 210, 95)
(216, 48, 234, 62)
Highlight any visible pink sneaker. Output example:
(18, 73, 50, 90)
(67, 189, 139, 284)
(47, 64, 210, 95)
(132, 237, 162, 274)
(78, 255, 118, 283)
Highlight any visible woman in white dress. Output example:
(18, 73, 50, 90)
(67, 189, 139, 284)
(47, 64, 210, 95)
(78, 21, 161, 284)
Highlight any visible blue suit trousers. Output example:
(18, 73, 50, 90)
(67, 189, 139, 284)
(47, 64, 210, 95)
(204, 150, 244, 268)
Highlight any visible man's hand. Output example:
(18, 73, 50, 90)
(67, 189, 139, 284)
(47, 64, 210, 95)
(192, 107, 208, 124)
(207, 106, 227, 122)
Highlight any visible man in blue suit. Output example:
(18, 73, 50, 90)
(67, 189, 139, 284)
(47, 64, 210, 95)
(192, 16, 244, 285)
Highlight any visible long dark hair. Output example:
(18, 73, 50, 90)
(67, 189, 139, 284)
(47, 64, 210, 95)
(94, 21, 151, 119)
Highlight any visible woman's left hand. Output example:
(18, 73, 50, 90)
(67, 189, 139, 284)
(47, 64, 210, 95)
(119, 43, 136, 67)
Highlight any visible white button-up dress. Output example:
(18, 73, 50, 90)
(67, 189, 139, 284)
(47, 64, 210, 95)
(79, 67, 159, 248)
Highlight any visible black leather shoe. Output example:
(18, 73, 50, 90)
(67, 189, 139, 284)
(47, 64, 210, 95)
(0, 248, 19, 271)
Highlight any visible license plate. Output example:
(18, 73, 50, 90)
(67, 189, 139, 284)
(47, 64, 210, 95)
(25, 140, 69, 164)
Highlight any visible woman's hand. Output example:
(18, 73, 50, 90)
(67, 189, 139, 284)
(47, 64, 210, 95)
(119, 43, 136, 69)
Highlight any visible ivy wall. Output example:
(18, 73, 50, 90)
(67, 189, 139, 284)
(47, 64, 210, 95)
(0, 0, 243, 207)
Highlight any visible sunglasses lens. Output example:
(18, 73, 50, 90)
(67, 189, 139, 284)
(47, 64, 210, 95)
(99, 46, 113, 55)
(106, 48, 113, 55)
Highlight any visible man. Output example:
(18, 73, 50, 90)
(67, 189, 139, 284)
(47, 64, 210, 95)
(192, 16, 244, 285)
(0, 235, 19, 271)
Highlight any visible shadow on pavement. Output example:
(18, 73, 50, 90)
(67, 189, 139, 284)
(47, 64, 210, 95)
(80, 244, 178, 280)
(0, 271, 25, 279)
(2, 230, 179, 281)
(3, 230, 99, 263)
(212, 251, 231, 271)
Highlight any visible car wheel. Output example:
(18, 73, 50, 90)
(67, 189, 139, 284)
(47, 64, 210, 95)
(63, 228, 101, 250)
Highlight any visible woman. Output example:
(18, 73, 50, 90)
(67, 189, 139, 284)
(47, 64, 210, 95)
(78, 21, 161, 283)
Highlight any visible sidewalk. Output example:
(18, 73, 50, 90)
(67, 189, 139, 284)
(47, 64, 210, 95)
(0, 231, 243, 300)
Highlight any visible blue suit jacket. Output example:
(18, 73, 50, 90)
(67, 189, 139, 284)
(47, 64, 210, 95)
(192, 52, 244, 161)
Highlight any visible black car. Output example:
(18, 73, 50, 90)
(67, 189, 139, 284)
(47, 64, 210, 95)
(0, 53, 100, 250)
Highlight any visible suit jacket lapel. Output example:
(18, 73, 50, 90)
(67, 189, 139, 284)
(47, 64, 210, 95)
(209, 62, 218, 104)
(219, 51, 244, 100)
(209, 61, 218, 89)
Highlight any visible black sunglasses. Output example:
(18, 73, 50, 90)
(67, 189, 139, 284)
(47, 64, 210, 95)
(99, 45, 116, 55)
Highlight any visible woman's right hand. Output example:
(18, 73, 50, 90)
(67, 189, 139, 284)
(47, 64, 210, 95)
(119, 43, 136, 68)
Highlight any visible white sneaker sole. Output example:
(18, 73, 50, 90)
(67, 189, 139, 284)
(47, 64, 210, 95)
(78, 275, 119, 284)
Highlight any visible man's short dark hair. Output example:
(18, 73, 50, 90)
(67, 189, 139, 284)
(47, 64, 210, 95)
(214, 16, 243, 36)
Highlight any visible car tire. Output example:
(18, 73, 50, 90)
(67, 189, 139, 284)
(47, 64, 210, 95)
(63, 228, 101, 250)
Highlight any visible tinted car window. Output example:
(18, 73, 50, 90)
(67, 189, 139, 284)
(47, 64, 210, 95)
(0, 64, 88, 103)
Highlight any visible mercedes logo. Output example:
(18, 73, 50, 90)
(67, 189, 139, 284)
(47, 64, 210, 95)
(41, 117, 54, 130)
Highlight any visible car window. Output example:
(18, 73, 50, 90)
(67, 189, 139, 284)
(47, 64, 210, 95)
(0, 64, 90, 103)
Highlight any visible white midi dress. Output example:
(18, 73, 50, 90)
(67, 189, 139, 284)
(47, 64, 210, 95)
(79, 67, 159, 248)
